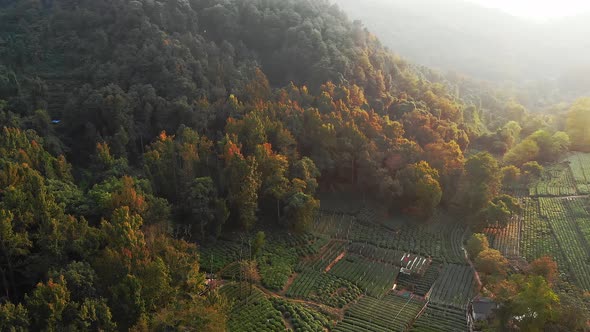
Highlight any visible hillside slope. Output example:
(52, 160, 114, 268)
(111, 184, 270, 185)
(333, 0, 590, 95)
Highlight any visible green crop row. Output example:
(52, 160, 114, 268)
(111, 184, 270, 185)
(484, 215, 520, 259)
(334, 294, 425, 332)
(530, 163, 578, 197)
(428, 264, 476, 309)
(398, 263, 441, 296)
(411, 304, 468, 332)
(562, 197, 590, 249)
(221, 283, 285, 332)
(296, 239, 348, 272)
(199, 241, 245, 273)
(312, 213, 465, 265)
(520, 198, 562, 261)
(328, 254, 399, 298)
(567, 153, 590, 194)
(539, 197, 590, 290)
(271, 298, 333, 332)
(286, 269, 362, 308)
(258, 244, 299, 291)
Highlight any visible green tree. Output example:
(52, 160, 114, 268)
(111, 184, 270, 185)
(255, 144, 289, 221)
(149, 298, 227, 332)
(290, 157, 320, 195)
(252, 231, 266, 258)
(521, 161, 543, 179)
(566, 97, 590, 152)
(397, 161, 442, 217)
(0, 302, 29, 331)
(475, 248, 508, 278)
(481, 195, 521, 227)
(25, 275, 70, 332)
(466, 233, 489, 259)
(49, 261, 98, 302)
(213, 199, 230, 239)
(136, 257, 173, 312)
(0, 210, 31, 300)
(504, 138, 540, 166)
(498, 121, 522, 150)
(501, 165, 521, 188)
(187, 177, 217, 240)
(108, 274, 146, 329)
(224, 140, 261, 231)
(284, 192, 320, 232)
(74, 298, 117, 331)
(512, 276, 560, 331)
(238, 157, 261, 231)
(100, 207, 148, 268)
(462, 152, 502, 212)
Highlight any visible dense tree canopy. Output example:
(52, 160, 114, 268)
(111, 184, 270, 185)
(0, 0, 584, 330)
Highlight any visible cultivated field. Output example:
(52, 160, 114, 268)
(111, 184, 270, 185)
(206, 201, 478, 332)
(566, 153, 590, 194)
(484, 215, 521, 259)
(411, 304, 469, 332)
(489, 153, 590, 292)
(207, 152, 590, 331)
(333, 294, 426, 332)
(428, 264, 476, 309)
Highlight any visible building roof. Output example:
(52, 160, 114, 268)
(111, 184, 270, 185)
(473, 297, 496, 316)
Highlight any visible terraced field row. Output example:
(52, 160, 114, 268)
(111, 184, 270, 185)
(286, 269, 362, 308)
(200, 232, 328, 274)
(271, 298, 334, 332)
(520, 198, 563, 261)
(266, 232, 329, 257)
(200, 241, 244, 273)
(313, 213, 465, 264)
(530, 164, 578, 197)
(348, 242, 406, 265)
(484, 215, 520, 258)
(428, 264, 476, 309)
(562, 197, 590, 246)
(567, 153, 590, 194)
(329, 254, 399, 298)
(296, 239, 348, 272)
(398, 264, 441, 296)
(539, 197, 590, 290)
(411, 304, 468, 332)
(221, 283, 285, 332)
(334, 294, 425, 332)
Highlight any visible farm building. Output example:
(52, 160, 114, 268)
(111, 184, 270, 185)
(399, 253, 431, 276)
(470, 297, 498, 321)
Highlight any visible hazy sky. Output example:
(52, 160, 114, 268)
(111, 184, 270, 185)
(465, 0, 590, 19)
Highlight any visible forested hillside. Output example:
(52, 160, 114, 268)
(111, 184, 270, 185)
(0, 0, 589, 331)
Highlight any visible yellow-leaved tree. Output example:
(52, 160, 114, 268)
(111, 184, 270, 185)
(566, 97, 590, 152)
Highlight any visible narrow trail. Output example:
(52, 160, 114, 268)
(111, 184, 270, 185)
(554, 194, 590, 199)
(280, 272, 298, 296)
(324, 251, 346, 272)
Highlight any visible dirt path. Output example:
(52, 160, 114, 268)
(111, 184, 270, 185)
(556, 195, 590, 199)
(281, 316, 295, 331)
(280, 272, 298, 295)
(462, 247, 483, 290)
(324, 251, 346, 272)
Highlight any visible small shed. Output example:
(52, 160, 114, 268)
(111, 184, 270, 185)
(471, 297, 498, 321)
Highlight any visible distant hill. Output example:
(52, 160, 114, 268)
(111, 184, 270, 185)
(333, 0, 590, 92)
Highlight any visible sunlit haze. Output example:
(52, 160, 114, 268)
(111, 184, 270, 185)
(465, 0, 590, 19)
